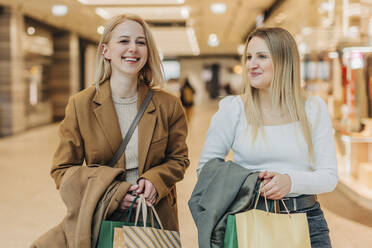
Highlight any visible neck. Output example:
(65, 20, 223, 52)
(110, 71, 138, 98)
(258, 88, 272, 110)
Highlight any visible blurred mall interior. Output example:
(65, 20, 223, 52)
(0, 0, 372, 247)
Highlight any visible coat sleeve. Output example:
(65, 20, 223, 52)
(139, 98, 189, 202)
(51, 96, 85, 189)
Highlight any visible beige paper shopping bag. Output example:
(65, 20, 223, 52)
(235, 184, 311, 248)
(113, 194, 181, 248)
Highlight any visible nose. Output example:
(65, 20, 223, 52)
(128, 41, 137, 52)
(248, 58, 258, 70)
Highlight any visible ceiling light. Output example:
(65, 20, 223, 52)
(210, 3, 226, 14)
(96, 7, 187, 20)
(187, 28, 200, 55)
(181, 7, 189, 18)
(51, 5, 68, 16)
(78, 0, 185, 4)
(96, 8, 111, 20)
(97, 26, 105, 35)
(208, 34, 219, 47)
(27, 26, 35, 35)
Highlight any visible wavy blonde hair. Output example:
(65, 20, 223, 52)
(94, 14, 165, 88)
(241, 27, 314, 163)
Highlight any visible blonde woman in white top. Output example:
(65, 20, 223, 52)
(198, 27, 337, 248)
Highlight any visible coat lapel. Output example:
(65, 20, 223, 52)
(138, 83, 156, 175)
(93, 81, 122, 155)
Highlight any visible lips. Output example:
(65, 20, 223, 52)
(250, 72, 262, 77)
(122, 56, 140, 63)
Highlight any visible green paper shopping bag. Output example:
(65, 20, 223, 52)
(96, 195, 139, 248)
(224, 215, 238, 248)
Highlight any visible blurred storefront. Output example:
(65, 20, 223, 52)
(0, 5, 96, 137)
(0, 0, 371, 210)
(269, 0, 372, 208)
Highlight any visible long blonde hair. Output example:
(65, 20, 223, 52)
(241, 27, 314, 163)
(94, 14, 165, 88)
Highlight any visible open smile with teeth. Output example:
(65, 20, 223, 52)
(122, 57, 140, 62)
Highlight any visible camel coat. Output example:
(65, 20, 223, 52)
(31, 165, 130, 248)
(34, 80, 189, 246)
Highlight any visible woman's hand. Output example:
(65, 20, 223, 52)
(120, 184, 139, 211)
(258, 171, 292, 200)
(136, 179, 158, 206)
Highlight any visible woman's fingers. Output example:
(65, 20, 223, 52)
(259, 172, 291, 200)
(262, 171, 276, 179)
(128, 184, 139, 192)
(261, 180, 278, 196)
(121, 193, 139, 210)
(143, 180, 152, 198)
(137, 179, 145, 194)
(258, 170, 267, 179)
(260, 174, 278, 192)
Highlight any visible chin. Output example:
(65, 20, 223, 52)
(121, 68, 142, 76)
(250, 82, 270, 90)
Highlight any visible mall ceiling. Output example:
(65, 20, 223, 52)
(0, 0, 324, 57)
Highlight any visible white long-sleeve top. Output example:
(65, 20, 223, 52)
(198, 95, 338, 196)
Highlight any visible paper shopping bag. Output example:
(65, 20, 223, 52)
(113, 194, 181, 248)
(223, 215, 239, 248)
(235, 182, 311, 248)
(97, 195, 139, 248)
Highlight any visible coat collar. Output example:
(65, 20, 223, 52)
(93, 80, 155, 113)
(92, 80, 157, 174)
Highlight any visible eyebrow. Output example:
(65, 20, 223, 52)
(246, 51, 269, 55)
(118, 35, 146, 39)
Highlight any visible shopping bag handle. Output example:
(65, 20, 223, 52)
(134, 194, 165, 230)
(119, 194, 139, 223)
(253, 181, 290, 215)
(134, 194, 147, 227)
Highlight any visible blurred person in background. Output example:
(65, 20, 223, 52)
(180, 77, 196, 122)
(197, 27, 337, 248)
(32, 14, 189, 247)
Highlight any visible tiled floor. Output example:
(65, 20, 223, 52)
(1, 96, 372, 247)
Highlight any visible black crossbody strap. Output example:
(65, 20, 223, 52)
(108, 90, 154, 167)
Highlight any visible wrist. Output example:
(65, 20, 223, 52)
(283, 174, 292, 194)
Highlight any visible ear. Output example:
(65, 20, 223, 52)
(102, 44, 110, 60)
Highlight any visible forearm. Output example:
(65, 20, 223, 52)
(286, 168, 338, 195)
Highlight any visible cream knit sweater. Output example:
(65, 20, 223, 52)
(112, 94, 139, 185)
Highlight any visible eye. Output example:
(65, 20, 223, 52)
(136, 40, 146, 45)
(259, 54, 267, 59)
(119, 39, 129, 44)
(246, 55, 252, 60)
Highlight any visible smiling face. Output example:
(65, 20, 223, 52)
(102, 20, 148, 77)
(245, 36, 274, 90)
